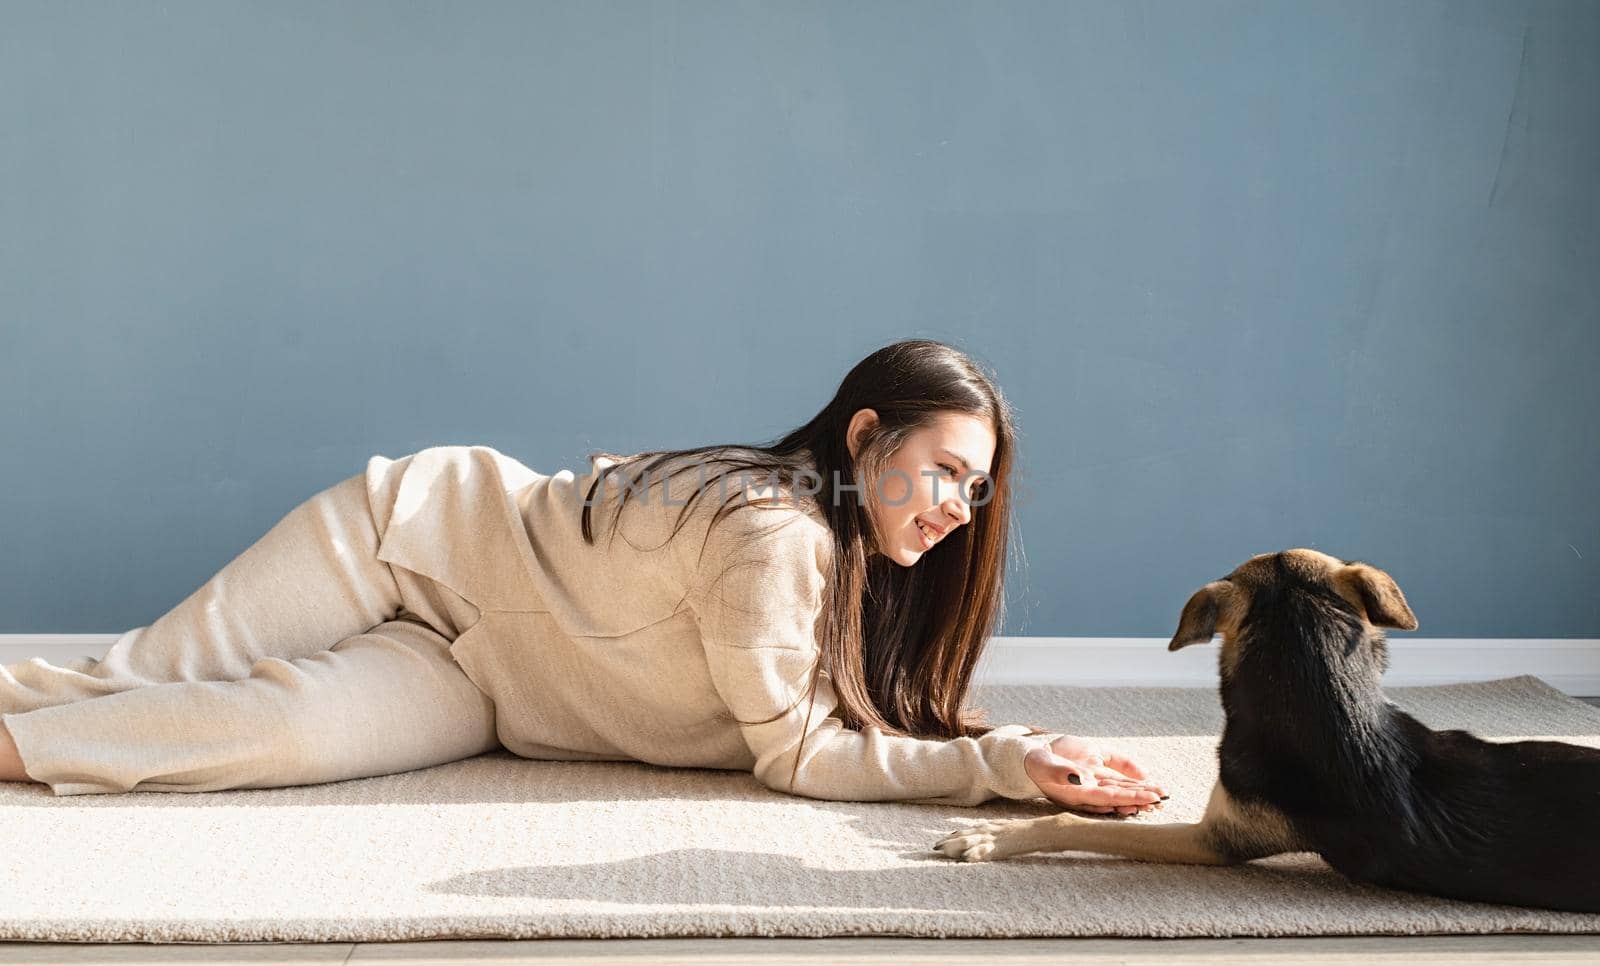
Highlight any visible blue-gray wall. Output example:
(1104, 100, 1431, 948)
(2, 1, 1595, 638)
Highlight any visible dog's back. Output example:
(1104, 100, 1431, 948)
(1290, 710, 1600, 914)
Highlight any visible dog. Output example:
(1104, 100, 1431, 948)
(933, 549, 1600, 914)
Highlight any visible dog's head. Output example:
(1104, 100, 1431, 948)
(1166, 549, 1418, 678)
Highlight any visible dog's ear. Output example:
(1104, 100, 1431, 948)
(1168, 582, 1226, 651)
(1335, 563, 1419, 631)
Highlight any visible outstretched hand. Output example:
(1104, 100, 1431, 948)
(1023, 735, 1169, 815)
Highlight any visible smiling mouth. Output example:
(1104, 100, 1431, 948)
(915, 519, 943, 548)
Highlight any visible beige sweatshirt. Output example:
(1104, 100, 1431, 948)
(363, 444, 1064, 807)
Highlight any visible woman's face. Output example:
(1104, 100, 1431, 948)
(846, 409, 997, 567)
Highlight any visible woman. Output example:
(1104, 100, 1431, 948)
(0, 339, 1166, 814)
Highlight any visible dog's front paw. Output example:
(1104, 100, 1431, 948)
(932, 818, 1032, 862)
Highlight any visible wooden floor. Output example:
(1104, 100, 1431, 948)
(0, 936, 1597, 963)
(3, 696, 1596, 962)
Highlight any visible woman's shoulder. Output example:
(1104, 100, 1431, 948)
(694, 458, 829, 545)
(563, 447, 829, 570)
(696, 505, 832, 616)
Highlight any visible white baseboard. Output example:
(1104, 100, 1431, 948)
(973, 638, 1600, 696)
(4, 635, 1598, 696)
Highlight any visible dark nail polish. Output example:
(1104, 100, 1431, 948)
(1067, 774, 1082, 785)
(1159, 795, 1170, 800)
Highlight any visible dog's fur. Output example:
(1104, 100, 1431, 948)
(934, 549, 1600, 914)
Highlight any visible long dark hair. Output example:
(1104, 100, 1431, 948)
(579, 338, 1045, 791)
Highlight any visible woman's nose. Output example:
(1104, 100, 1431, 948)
(942, 493, 972, 527)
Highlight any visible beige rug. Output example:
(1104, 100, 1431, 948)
(3, 674, 1598, 943)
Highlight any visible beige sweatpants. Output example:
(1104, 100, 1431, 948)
(1, 470, 502, 797)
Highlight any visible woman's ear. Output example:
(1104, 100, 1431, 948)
(1168, 581, 1229, 651)
(845, 408, 879, 461)
(1334, 563, 1419, 631)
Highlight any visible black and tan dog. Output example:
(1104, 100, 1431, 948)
(934, 549, 1600, 914)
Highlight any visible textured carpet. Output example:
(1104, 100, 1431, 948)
(2, 674, 1599, 943)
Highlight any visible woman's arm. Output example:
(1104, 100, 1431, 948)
(686, 504, 1066, 807)
(712, 646, 1065, 805)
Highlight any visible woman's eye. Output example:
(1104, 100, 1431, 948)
(940, 464, 978, 502)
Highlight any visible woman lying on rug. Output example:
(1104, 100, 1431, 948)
(0, 338, 1169, 813)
